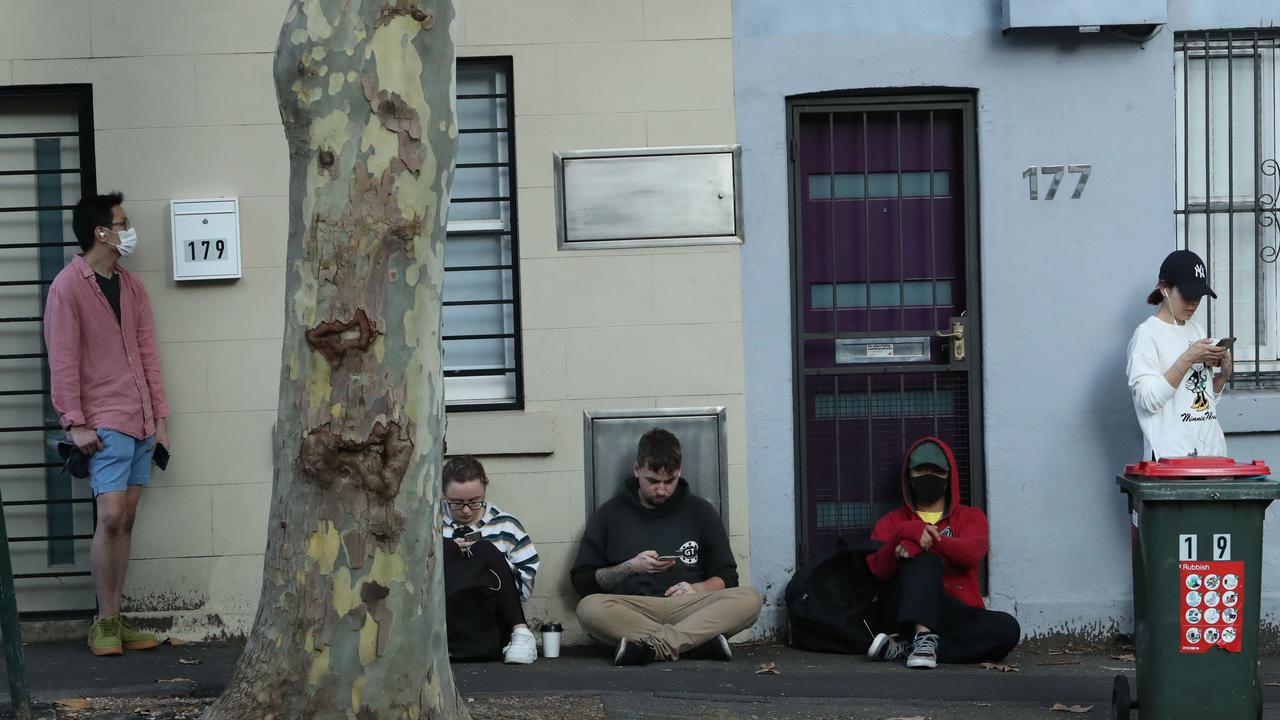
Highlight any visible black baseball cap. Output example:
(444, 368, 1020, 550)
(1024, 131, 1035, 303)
(1159, 250, 1217, 300)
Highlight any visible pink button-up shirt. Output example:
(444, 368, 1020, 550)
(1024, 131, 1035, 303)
(43, 254, 168, 439)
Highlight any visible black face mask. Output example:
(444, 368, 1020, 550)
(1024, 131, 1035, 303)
(909, 474, 948, 506)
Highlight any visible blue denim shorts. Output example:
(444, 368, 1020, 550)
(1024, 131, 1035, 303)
(87, 429, 155, 496)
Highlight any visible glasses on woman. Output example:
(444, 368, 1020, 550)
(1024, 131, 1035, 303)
(445, 499, 485, 511)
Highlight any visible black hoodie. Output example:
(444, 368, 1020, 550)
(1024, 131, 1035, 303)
(570, 477, 738, 597)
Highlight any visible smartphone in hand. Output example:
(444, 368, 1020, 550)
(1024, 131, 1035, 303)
(152, 444, 170, 470)
(1216, 337, 1237, 350)
(463, 530, 483, 543)
(656, 555, 680, 562)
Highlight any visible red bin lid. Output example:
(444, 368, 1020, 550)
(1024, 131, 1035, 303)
(1124, 456, 1271, 478)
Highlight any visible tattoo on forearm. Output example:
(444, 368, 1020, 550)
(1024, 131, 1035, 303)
(594, 562, 631, 590)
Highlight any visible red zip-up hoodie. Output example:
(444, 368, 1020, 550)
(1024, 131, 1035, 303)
(865, 437, 987, 609)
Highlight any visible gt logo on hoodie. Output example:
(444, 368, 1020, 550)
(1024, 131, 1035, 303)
(679, 540, 700, 566)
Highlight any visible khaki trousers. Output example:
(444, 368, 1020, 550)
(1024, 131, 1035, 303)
(576, 586, 763, 660)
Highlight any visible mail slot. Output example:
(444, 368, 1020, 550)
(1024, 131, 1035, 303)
(834, 337, 932, 364)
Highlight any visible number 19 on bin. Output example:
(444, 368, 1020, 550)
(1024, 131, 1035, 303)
(1179, 534, 1233, 561)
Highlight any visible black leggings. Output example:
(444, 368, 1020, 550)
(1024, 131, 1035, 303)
(443, 539, 527, 632)
(877, 553, 1020, 664)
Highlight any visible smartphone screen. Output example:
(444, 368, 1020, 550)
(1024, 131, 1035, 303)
(464, 531, 483, 543)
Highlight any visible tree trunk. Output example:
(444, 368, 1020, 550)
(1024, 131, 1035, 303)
(203, 1, 466, 717)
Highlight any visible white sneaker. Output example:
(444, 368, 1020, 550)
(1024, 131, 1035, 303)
(503, 627, 537, 664)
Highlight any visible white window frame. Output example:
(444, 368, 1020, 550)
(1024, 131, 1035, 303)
(444, 57, 522, 410)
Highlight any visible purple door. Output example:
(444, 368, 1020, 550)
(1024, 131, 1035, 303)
(791, 99, 982, 561)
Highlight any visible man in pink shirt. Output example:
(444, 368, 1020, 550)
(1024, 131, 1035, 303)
(44, 191, 169, 656)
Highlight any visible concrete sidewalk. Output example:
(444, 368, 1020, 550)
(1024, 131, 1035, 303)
(4, 639, 1280, 718)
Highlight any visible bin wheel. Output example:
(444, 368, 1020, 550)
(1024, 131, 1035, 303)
(1112, 674, 1133, 720)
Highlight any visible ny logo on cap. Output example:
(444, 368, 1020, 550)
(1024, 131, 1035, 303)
(1194, 264, 1206, 279)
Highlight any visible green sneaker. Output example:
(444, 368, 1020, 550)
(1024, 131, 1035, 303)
(120, 615, 160, 651)
(87, 616, 123, 656)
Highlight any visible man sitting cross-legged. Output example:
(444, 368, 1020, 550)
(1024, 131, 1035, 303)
(571, 428, 762, 665)
(865, 437, 1021, 669)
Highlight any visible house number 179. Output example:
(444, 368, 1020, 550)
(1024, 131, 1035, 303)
(1022, 164, 1092, 200)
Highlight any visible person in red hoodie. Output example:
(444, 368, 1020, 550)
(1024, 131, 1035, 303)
(864, 437, 1020, 669)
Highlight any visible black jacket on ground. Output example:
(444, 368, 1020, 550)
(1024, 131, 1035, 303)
(571, 477, 737, 597)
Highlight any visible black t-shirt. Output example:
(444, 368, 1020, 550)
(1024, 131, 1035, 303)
(94, 272, 121, 325)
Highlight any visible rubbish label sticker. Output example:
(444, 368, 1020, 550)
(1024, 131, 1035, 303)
(1180, 560, 1244, 654)
(1179, 534, 1198, 561)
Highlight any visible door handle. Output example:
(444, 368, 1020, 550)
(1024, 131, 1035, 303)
(936, 317, 966, 362)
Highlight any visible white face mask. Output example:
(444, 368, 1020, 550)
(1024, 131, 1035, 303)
(108, 227, 137, 257)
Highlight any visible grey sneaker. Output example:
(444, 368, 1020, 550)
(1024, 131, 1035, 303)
(867, 632, 909, 662)
(907, 632, 939, 669)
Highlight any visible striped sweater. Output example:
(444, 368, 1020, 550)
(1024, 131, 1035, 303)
(442, 502, 540, 602)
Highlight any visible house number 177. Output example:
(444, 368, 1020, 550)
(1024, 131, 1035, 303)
(1022, 164, 1092, 200)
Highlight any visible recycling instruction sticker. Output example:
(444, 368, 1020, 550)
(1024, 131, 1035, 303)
(1180, 561, 1244, 654)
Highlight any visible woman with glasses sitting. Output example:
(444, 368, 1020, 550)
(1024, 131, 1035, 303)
(441, 455, 540, 663)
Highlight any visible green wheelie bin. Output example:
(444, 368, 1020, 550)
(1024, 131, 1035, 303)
(1115, 457, 1279, 720)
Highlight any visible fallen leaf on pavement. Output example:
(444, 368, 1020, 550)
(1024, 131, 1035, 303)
(980, 662, 1019, 672)
(167, 637, 189, 646)
(755, 661, 780, 675)
(177, 658, 201, 665)
(54, 699, 91, 710)
(1112, 653, 1135, 662)
(1051, 703, 1094, 713)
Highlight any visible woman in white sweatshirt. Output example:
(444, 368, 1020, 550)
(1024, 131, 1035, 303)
(1126, 250, 1232, 459)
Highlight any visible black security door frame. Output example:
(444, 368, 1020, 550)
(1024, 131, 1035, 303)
(785, 91, 985, 564)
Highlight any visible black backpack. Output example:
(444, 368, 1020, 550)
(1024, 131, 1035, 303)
(785, 539, 884, 654)
(444, 556, 502, 662)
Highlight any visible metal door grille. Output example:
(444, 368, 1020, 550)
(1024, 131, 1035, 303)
(1175, 31, 1280, 388)
(0, 84, 97, 618)
(789, 95, 983, 563)
(804, 373, 972, 556)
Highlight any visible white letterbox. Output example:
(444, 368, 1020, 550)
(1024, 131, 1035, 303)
(170, 198, 241, 281)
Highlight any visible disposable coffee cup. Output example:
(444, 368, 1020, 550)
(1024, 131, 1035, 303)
(541, 623, 563, 658)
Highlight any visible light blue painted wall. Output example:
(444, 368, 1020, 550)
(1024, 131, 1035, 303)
(735, 0, 1280, 638)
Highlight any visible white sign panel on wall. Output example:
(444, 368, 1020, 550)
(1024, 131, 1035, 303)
(170, 198, 241, 281)
(553, 145, 743, 250)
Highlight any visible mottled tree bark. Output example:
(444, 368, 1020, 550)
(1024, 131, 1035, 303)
(202, 1, 466, 718)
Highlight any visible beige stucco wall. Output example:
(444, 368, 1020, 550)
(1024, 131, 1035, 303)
(0, 0, 743, 644)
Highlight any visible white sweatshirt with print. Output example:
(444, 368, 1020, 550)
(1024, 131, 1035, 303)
(1126, 316, 1227, 460)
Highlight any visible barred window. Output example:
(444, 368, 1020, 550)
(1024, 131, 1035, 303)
(445, 57, 522, 409)
(1175, 31, 1280, 388)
